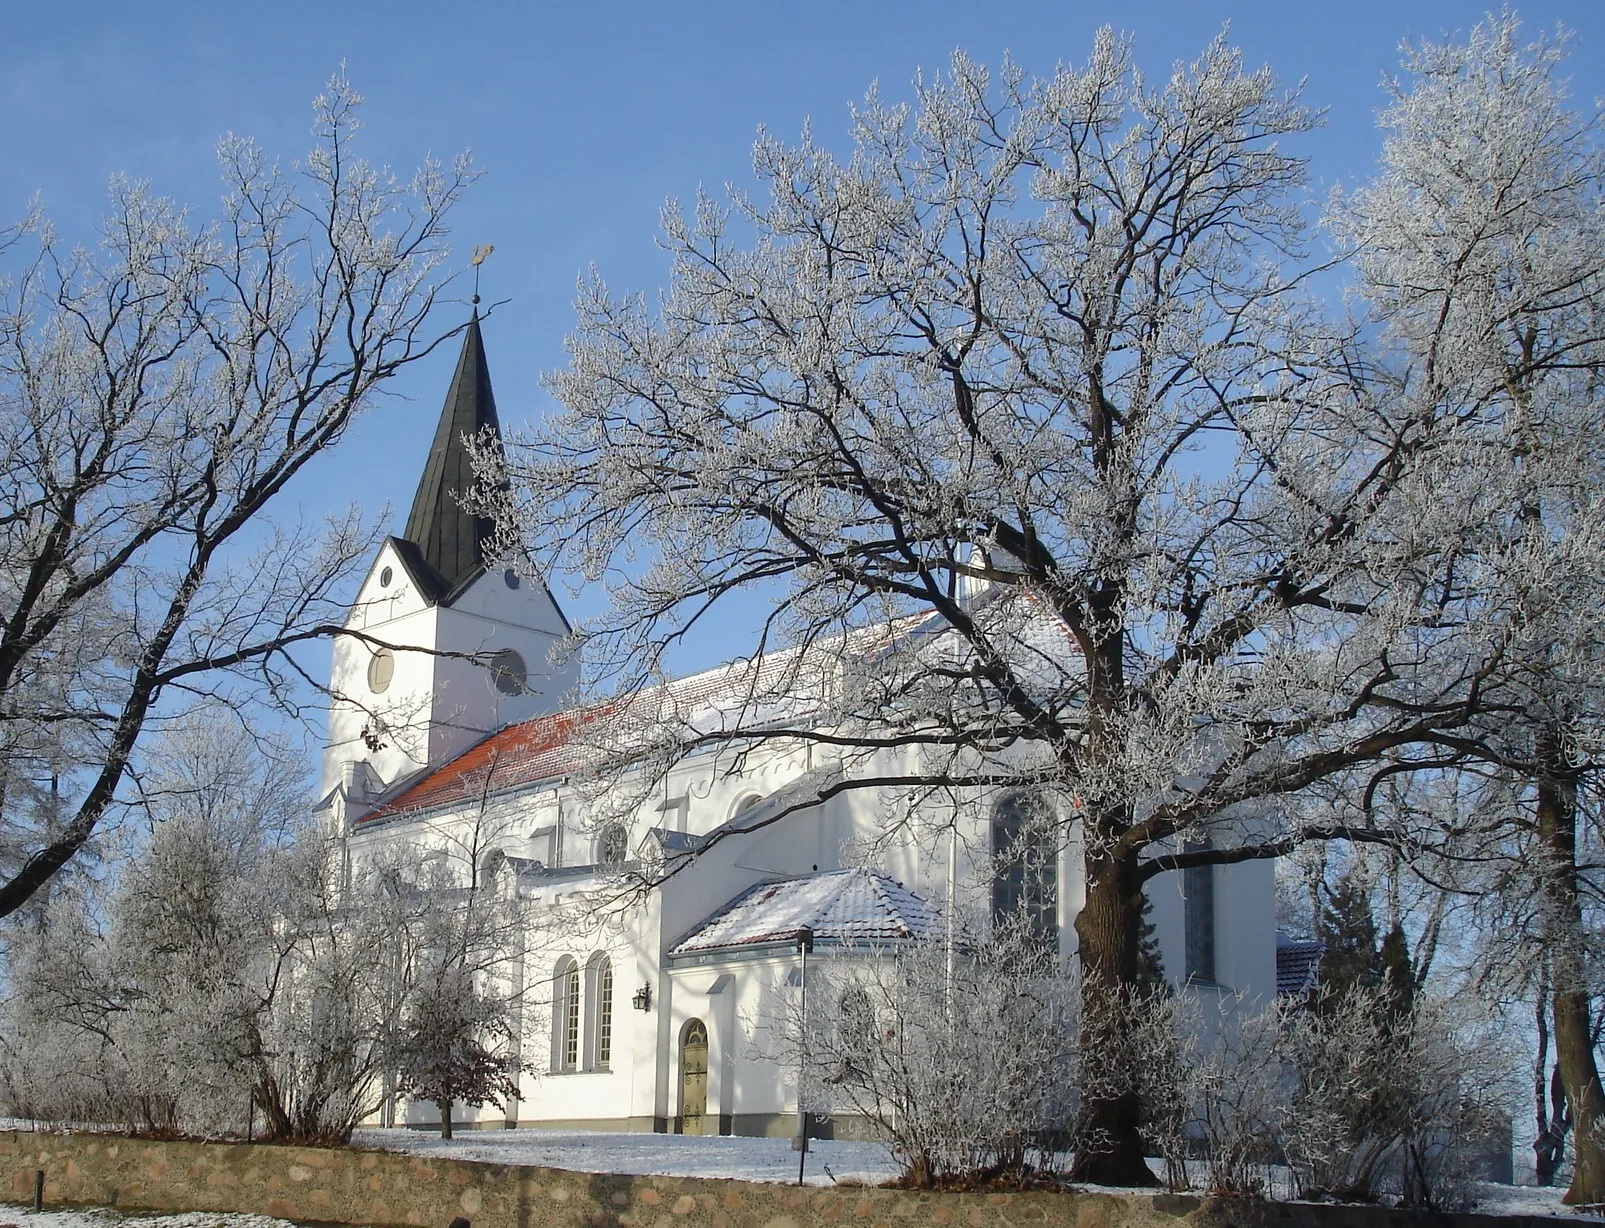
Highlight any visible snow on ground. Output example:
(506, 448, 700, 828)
(0, 1213, 296, 1228)
(1465, 1184, 1605, 1221)
(351, 1125, 900, 1187)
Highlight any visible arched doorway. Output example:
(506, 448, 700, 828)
(680, 1019, 709, 1136)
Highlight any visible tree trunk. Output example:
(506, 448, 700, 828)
(1071, 840, 1157, 1186)
(1534, 740, 1605, 1206)
(439, 1100, 453, 1140)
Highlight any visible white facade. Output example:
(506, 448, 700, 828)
(318, 322, 1279, 1137)
(323, 616, 1277, 1137)
(317, 539, 576, 810)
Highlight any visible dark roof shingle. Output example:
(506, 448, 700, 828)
(401, 313, 505, 599)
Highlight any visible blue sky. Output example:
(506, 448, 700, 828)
(4, 1, 1604, 687)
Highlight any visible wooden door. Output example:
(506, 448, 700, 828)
(681, 1019, 709, 1135)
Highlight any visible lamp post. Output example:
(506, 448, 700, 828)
(794, 926, 814, 1186)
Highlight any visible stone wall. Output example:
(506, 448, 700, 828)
(0, 1131, 1557, 1228)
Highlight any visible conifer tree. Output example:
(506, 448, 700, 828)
(1135, 892, 1166, 994)
(1316, 872, 1382, 1001)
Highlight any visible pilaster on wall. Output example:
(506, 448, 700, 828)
(706, 973, 736, 1136)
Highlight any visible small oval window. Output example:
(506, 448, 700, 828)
(367, 648, 395, 694)
(490, 648, 527, 696)
(379, 565, 394, 588)
(504, 568, 521, 590)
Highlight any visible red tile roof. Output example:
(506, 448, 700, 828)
(358, 596, 1077, 826)
(358, 650, 810, 823)
(360, 703, 612, 822)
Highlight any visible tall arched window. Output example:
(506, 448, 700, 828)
(838, 987, 874, 1077)
(990, 791, 1059, 948)
(586, 952, 614, 1070)
(1183, 836, 1216, 983)
(552, 957, 581, 1072)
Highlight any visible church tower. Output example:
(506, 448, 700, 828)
(316, 314, 577, 821)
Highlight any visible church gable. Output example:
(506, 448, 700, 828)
(344, 538, 437, 632)
(446, 561, 571, 638)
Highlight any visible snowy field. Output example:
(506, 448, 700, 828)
(355, 1128, 1605, 1218)
(351, 1125, 900, 1186)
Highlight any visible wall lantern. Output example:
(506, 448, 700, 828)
(632, 982, 653, 1012)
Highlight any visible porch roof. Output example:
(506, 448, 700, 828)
(669, 868, 934, 959)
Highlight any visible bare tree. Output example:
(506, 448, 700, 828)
(795, 912, 1078, 1187)
(389, 820, 532, 1139)
(1331, 13, 1605, 1204)
(0, 71, 475, 918)
(488, 33, 1490, 1183)
(0, 717, 535, 1146)
(392, 939, 523, 1140)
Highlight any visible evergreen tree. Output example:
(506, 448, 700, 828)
(1135, 891, 1166, 993)
(1378, 923, 1416, 1021)
(1316, 872, 1382, 1000)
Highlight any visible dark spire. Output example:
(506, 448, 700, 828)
(402, 313, 504, 597)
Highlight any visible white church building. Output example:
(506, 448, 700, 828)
(315, 315, 1280, 1137)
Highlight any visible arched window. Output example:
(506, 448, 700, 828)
(733, 793, 763, 818)
(1183, 836, 1216, 983)
(990, 792, 1059, 949)
(586, 953, 614, 1070)
(838, 987, 874, 1076)
(552, 956, 581, 1072)
(598, 823, 629, 868)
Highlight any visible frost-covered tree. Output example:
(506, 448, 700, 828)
(0, 715, 310, 1134)
(1333, 13, 1605, 1204)
(490, 33, 1489, 1183)
(0, 72, 475, 918)
(799, 914, 1079, 1186)
(394, 958, 522, 1140)
(391, 839, 529, 1139)
(0, 720, 535, 1144)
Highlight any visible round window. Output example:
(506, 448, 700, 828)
(489, 648, 527, 696)
(367, 648, 395, 694)
(504, 567, 521, 590)
(379, 565, 393, 588)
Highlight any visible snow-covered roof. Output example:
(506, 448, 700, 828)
(357, 651, 806, 824)
(1275, 933, 1325, 999)
(356, 622, 908, 825)
(357, 595, 1080, 827)
(670, 869, 934, 959)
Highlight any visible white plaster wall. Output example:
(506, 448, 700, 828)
(1143, 856, 1275, 999)
(1216, 858, 1276, 1003)
(341, 693, 1280, 1135)
(665, 953, 799, 1131)
(319, 544, 579, 807)
(321, 602, 440, 800)
(1146, 871, 1185, 984)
